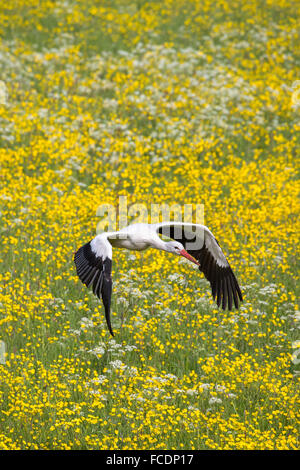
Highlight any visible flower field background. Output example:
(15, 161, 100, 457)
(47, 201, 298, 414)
(0, 0, 299, 450)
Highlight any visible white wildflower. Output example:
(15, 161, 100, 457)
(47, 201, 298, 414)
(80, 317, 94, 329)
(291, 348, 300, 365)
(0, 81, 8, 105)
(209, 397, 222, 405)
(87, 345, 105, 358)
(109, 360, 126, 370)
(199, 383, 211, 391)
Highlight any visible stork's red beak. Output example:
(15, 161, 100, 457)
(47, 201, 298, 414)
(179, 249, 200, 265)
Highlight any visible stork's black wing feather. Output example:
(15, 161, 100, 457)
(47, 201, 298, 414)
(188, 241, 242, 310)
(74, 241, 114, 336)
(157, 224, 243, 311)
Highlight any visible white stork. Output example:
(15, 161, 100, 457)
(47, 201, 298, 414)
(74, 222, 243, 336)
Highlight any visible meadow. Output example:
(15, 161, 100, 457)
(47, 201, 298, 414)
(0, 0, 299, 450)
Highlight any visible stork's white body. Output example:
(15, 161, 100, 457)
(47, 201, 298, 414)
(110, 223, 155, 251)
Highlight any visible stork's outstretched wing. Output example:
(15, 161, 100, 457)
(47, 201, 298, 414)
(74, 235, 114, 336)
(155, 222, 243, 310)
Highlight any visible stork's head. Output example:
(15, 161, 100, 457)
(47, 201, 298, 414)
(165, 241, 199, 266)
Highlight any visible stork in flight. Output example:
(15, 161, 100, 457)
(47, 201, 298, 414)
(74, 222, 243, 336)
